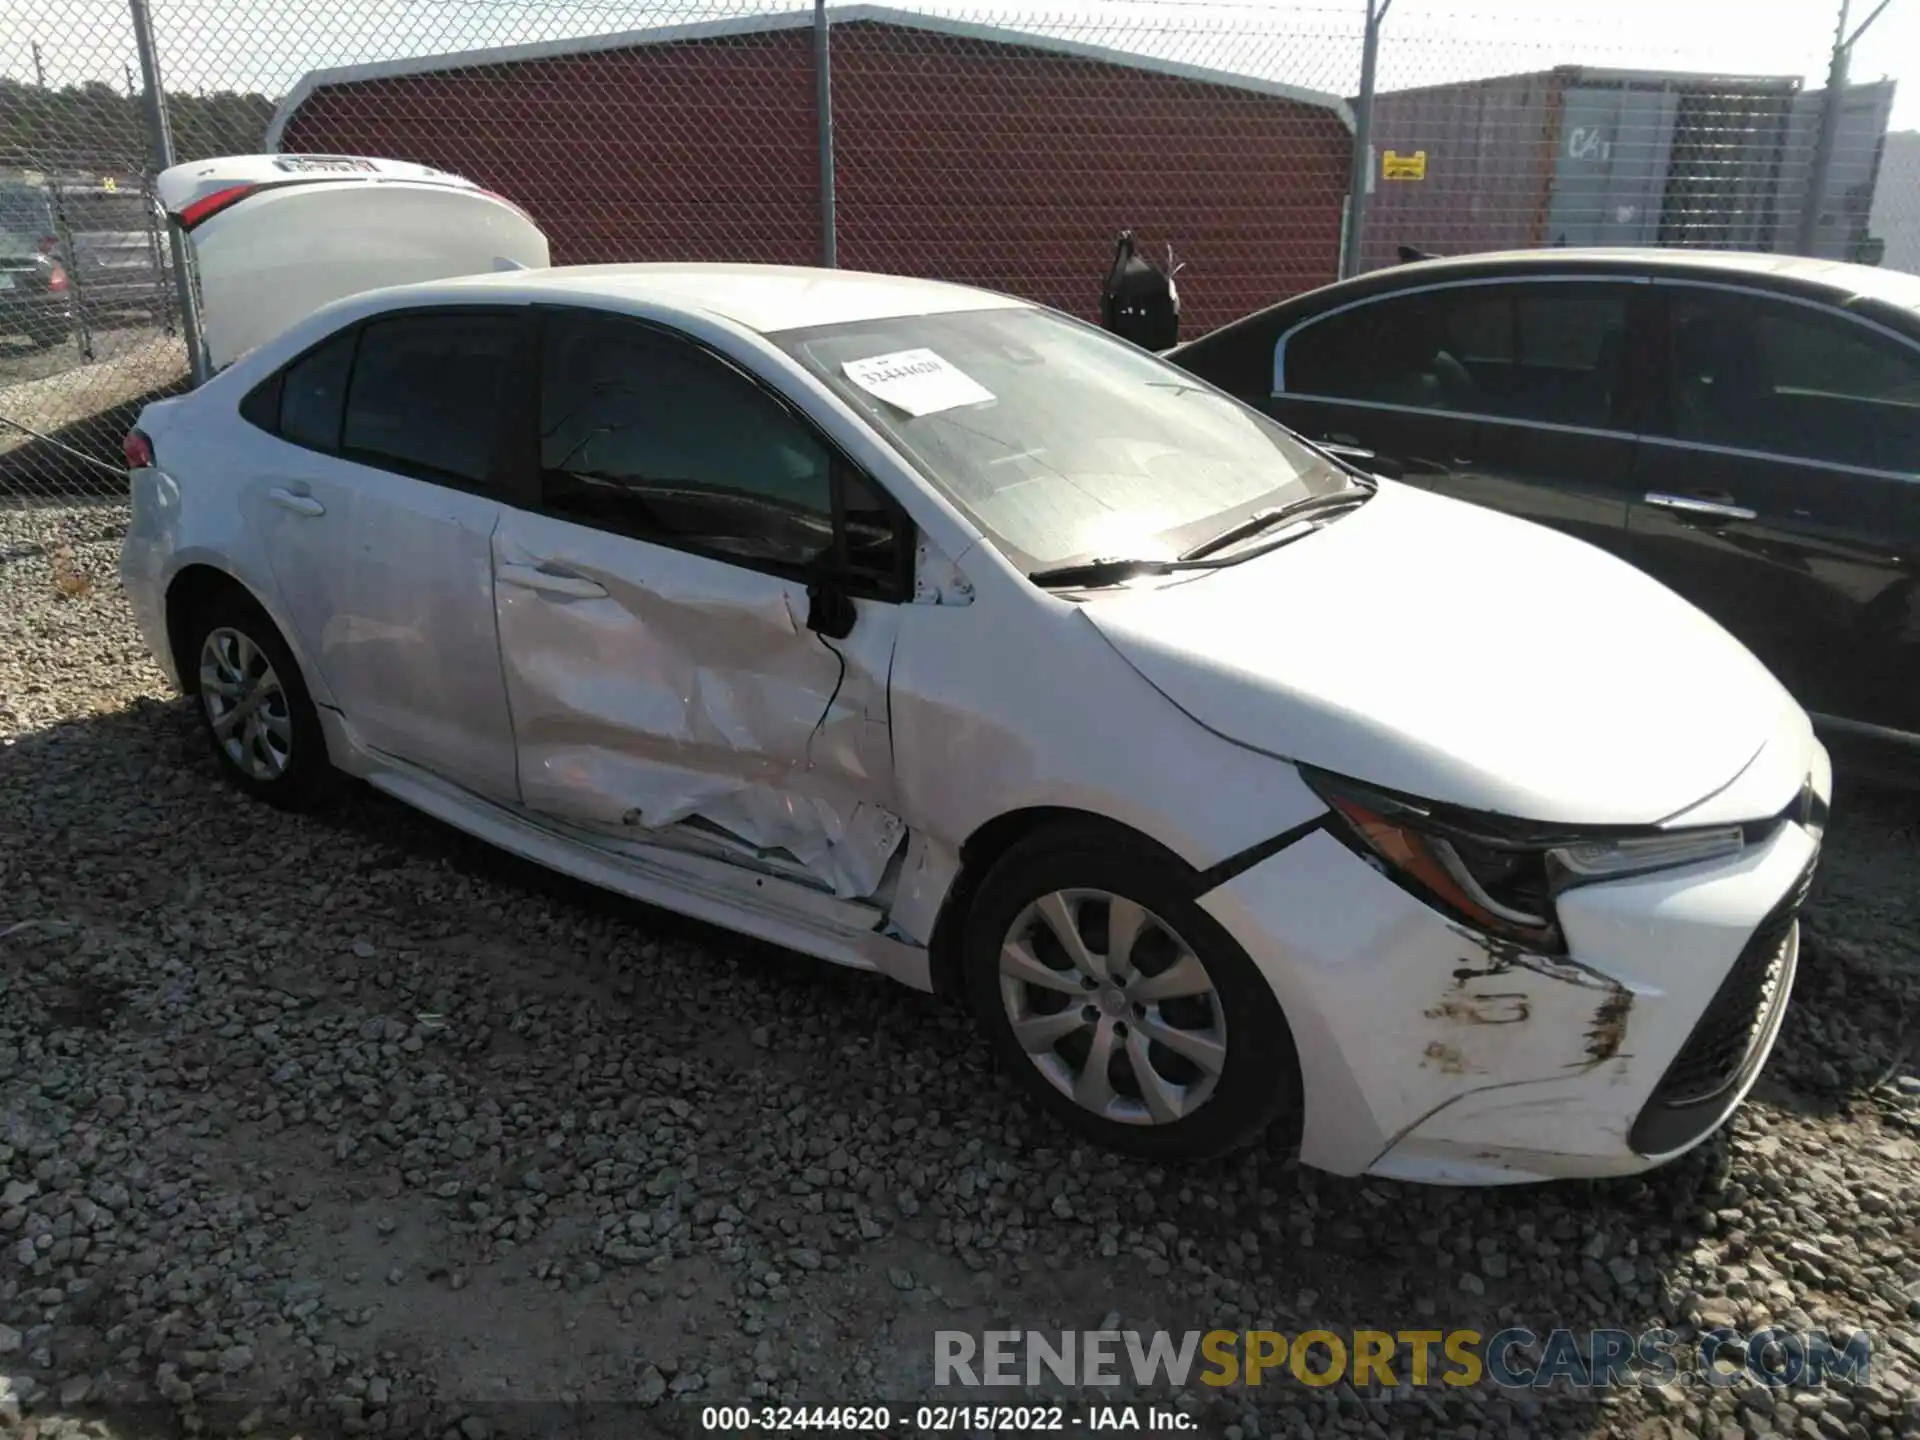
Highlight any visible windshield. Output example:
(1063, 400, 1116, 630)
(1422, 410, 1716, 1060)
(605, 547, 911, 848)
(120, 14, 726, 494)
(774, 307, 1346, 567)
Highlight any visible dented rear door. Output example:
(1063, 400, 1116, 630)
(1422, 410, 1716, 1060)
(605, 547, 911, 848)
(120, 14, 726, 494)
(492, 306, 906, 899)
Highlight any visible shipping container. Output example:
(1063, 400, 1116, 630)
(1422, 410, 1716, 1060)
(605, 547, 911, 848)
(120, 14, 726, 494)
(1357, 66, 1893, 274)
(1773, 78, 1896, 263)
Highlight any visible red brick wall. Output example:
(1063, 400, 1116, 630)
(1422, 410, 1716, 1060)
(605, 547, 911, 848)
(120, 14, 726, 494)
(278, 21, 1349, 334)
(830, 22, 1349, 332)
(278, 31, 822, 267)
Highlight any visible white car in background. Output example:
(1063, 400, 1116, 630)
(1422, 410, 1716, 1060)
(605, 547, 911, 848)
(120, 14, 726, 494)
(120, 156, 1829, 1183)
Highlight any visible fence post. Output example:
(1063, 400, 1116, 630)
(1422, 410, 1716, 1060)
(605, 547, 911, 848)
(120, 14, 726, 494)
(1340, 0, 1391, 280)
(1797, 0, 1896, 257)
(815, 0, 837, 268)
(1798, 0, 1852, 255)
(128, 0, 209, 385)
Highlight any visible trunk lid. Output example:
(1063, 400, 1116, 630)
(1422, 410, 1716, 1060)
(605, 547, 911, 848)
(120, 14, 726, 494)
(156, 154, 549, 368)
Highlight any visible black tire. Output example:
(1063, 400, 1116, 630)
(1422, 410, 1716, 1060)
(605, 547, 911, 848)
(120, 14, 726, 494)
(183, 588, 334, 810)
(961, 821, 1302, 1161)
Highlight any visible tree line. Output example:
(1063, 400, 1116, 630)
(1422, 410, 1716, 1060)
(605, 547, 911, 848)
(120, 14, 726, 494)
(1, 77, 274, 179)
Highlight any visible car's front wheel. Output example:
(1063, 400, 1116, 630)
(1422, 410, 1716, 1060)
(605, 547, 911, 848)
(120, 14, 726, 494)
(184, 591, 332, 809)
(962, 822, 1302, 1160)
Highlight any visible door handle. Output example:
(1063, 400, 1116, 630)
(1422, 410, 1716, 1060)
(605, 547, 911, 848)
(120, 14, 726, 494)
(1644, 492, 1757, 522)
(498, 562, 608, 600)
(268, 487, 325, 517)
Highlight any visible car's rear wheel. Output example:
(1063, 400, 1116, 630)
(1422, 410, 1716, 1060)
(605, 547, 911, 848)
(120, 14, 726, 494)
(184, 592, 332, 809)
(961, 822, 1301, 1160)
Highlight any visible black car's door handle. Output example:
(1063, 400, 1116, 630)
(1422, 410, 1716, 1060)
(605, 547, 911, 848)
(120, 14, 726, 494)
(1319, 441, 1376, 463)
(1645, 491, 1758, 523)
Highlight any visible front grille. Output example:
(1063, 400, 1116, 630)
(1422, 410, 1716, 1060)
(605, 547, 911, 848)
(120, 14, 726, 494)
(1629, 854, 1815, 1154)
(1658, 914, 1793, 1105)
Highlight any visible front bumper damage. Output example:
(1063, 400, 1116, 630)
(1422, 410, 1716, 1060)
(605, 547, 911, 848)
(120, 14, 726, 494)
(1198, 761, 1827, 1185)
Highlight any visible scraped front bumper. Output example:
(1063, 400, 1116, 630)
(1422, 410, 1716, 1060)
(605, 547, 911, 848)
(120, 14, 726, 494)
(1197, 751, 1828, 1185)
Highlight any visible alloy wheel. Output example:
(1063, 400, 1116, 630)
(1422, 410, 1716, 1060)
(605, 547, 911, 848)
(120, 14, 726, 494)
(998, 888, 1228, 1126)
(198, 626, 293, 782)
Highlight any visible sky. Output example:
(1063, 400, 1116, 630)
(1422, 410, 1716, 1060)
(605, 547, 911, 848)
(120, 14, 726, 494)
(6, 0, 1918, 129)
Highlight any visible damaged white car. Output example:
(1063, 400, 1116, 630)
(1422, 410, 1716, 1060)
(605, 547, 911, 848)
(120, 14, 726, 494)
(121, 156, 1829, 1182)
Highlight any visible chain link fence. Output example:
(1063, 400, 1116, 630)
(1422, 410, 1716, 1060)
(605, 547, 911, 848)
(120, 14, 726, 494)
(1, 0, 1913, 510)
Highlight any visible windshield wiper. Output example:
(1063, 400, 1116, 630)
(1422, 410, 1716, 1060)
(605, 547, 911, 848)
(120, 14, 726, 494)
(1030, 486, 1374, 589)
(1177, 486, 1372, 562)
(1027, 556, 1204, 589)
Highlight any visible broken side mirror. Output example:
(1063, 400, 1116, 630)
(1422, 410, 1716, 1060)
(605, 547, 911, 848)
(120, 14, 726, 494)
(806, 578, 857, 640)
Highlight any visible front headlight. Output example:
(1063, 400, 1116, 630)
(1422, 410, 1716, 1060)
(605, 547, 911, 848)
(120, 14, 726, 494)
(1551, 828, 1745, 880)
(1301, 768, 1751, 952)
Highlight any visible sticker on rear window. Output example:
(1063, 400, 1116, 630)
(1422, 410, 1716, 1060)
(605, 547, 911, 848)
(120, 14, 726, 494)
(842, 349, 994, 417)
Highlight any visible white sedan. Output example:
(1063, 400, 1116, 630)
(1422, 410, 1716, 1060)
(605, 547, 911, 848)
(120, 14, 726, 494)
(122, 160, 1827, 1183)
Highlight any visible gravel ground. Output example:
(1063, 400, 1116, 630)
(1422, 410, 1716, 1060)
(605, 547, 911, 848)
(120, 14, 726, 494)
(0, 325, 169, 389)
(2, 502, 1917, 1440)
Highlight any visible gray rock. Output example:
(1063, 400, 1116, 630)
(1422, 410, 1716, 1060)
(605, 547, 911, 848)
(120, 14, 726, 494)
(635, 1364, 667, 1405)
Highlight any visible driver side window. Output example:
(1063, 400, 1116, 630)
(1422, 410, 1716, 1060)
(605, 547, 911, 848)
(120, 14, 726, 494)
(540, 308, 849, 573)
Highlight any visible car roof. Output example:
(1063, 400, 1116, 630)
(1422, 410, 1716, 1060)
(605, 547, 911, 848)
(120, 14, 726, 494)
(424, 262, 1031, 334)
(1170, 247, 1920, 358)
(1381, 247, 1920, 306)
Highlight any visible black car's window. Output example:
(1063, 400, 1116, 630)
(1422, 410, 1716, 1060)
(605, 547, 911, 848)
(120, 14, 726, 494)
(340, 312, 520, 487)
(1661, 287, 1920, 474)
(1282, 282, 1631, 430)
(276, 330, 356, 451)
(540, 308, 863, 577)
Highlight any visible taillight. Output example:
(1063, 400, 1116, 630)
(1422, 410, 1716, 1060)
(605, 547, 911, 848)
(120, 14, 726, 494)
(46, 263, 67, 293)
(124, 429, 155, 469)
(177, 183, 257, 231)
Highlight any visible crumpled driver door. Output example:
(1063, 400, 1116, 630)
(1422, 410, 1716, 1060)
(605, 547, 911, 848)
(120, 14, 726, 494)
(492, 514, 903, 898)
(491, 305, 907, 900)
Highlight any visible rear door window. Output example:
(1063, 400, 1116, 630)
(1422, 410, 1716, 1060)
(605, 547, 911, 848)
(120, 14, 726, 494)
(341, 311, 521, 487)
(277, 329, 357, 451)
(1283, 281, 1632, 430)
(1659, 286, 1920, 474)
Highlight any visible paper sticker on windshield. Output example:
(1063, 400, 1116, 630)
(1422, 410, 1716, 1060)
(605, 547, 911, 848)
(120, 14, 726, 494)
(842, 349, 994, 417)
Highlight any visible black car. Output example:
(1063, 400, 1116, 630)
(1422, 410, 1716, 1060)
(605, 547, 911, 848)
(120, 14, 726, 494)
(1168, 249, 1920, 780)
